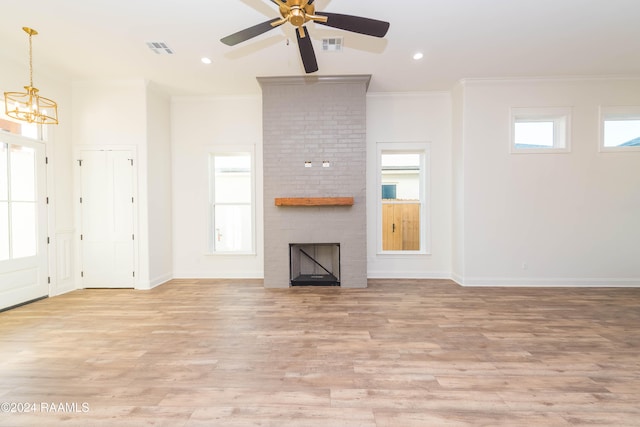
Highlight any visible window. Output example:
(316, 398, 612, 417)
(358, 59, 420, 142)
(209, 150, 254, 254)
(510, 107, 571, 153)
(600, 106, 640, 152)
(0, 141, 38, 260)
(378, 143, 429, 254)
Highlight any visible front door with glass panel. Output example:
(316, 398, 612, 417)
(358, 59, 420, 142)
(0, 135, 48, 310)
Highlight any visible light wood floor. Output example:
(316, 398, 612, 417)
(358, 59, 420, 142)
(0, 279, 638, 426)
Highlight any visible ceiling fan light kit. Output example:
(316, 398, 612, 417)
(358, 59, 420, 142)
(220, 0, 390, 74)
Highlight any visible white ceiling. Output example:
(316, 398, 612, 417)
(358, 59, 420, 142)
(1, 0, 640, 96)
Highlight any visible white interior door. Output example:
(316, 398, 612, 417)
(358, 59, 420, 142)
(79, 149, 135, 288)
(0, 135, 48, 310)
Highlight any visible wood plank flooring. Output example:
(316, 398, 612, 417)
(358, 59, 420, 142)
(0, 279, 638, 426)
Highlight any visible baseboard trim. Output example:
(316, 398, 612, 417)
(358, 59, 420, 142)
(1, 295, 48, 313)
(140, 273, 640, 288)
(459, 277, 640, 287)
(172, 271, 264, 280)
(367, 271, 452, 280)
(136, 273, 173, 290)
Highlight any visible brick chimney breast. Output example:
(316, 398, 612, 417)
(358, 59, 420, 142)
(258, 75, 370, 288)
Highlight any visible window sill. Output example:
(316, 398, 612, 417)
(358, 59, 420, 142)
(205, 252, 257, 256)
(599, 146, 640, 153)
(376, 250, 431, 257)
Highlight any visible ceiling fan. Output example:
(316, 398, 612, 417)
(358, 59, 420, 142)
(220, 0, 390, 73)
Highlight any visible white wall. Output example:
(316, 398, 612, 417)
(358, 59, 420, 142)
(146, 83, 173, 287)
(72, 80, 147, 146)
(171, 91, 453, 281)
(72, 79, 171, 289)
(455, 78, 640, 286)
(451, 83, 465, 283)
(171, 96, 263, 278)
(70, 76, 638, 287)
(366, 92, 453, 278)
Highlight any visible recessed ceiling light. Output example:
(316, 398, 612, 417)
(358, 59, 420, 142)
(413, 52, 424, 61)
(201, 57, 212, 64)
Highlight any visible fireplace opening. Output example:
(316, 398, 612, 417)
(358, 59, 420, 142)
(289, 243, 340, 286)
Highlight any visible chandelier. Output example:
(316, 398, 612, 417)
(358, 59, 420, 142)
(4, 27, 58, 125)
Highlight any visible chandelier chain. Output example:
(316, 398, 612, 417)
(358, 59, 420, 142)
(29, 31, 34, 87)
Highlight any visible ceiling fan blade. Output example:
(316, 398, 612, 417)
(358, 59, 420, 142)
(315, 12, 390, 38)
(296, 26, 318, 74)
(221, 18, 284, 46)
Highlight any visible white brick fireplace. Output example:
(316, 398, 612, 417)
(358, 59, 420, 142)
(258, 75, 370, 288)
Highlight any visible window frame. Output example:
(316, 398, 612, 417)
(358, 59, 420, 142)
(207, 146, 256, 255)
(510, 107, 572, 154)
(376, 142, 430, 256)
(599, 106, 640, 153)
(0, 133, 46, 263)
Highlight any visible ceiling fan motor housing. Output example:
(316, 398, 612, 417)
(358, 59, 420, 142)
(290, 8, 305, 26)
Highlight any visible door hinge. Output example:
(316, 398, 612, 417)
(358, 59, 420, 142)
(47, 236, 50, 244)
(132, 234, 135, 240)
(132, 197, 134, 203)
(47, 277, 51, 284)
(79, 197, 83, 204)
(78, 159, 83, 166)
(128, 158, 134, 166)
(45, 157, 49, 165)
(133, 271, 136, 278)
(80, 234, 83, 241)
(46, 196, 49, 204)
(81, 271, 84, 278)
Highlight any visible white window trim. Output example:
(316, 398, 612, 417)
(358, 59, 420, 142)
(599, 106, 640, 153)
(510, 107, 572, 154)
(207, 145, 256, 256)
(376, 142, 431, 256)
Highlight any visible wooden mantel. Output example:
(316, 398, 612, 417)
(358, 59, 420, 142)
(274, 197, 354, 207)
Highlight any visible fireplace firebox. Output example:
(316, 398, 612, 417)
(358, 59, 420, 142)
(289, 243, 340, 286)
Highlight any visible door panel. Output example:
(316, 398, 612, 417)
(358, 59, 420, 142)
(79, 150, 134, 288)
(0, 137, 47, 310)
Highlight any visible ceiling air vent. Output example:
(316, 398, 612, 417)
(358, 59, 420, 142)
(146, 41, 174, 55)
(322, 37, 343, 52)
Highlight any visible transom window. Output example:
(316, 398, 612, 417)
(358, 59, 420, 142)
(0, 104, 45, 140)
(600, 106, 640, 152)
(510, 107, 571, 153)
